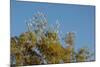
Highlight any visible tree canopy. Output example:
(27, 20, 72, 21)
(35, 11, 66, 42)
(11, 12, 94, 66)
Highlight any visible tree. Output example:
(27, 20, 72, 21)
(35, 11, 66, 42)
(11, 12, 94, 66)
(64, 32, 75, 63)
(75, 48, 92, 62)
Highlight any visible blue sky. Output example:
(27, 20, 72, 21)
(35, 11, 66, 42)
(11, 0, 95, 59)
